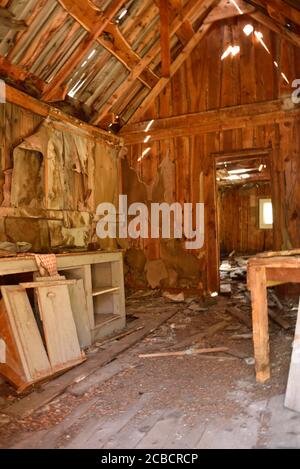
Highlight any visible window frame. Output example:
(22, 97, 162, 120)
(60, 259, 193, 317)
(259, 198, 273, 230)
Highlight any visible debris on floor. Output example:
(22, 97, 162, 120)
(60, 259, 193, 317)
(0, 266, 299, 448)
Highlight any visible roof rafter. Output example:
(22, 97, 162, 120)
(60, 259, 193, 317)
(42, 0, 126, 102)
(159, 0, 171, 77)
(266, 0, 300, 27)
(204, 0, 255, 23)
(99, 21, 159, 89)
(91, 0, 218, 126)
(55, 0, 158, 91)
(127, 22, 212, 124)
(156, 0, 195, 45)
(250, 9, 300, 48)
(126, 0, 220, 124)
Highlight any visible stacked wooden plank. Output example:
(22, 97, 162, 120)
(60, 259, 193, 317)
(0, 277, 85, 393)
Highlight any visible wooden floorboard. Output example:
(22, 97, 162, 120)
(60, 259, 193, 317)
(105, 410, 165, 449)
(135, 410, 184, 449)
(66, 393, 152, 449)
(2, 310, 178, 419)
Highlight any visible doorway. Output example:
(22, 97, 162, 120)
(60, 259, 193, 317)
(212, 148, 274, 292)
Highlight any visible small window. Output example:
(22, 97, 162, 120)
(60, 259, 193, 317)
(259, 198, 273, 229)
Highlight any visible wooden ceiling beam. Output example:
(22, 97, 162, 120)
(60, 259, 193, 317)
(204, 0, 255, 23)
(0, 56, 45, 96)
(55, 0, 157, 91)
(161, 0, 194, 45)
(42, 0, 126, 102)
(5, 84, 121, 145)
(91, 0, 218, 126)
(121, 99, 300, 143)
(160, 0, 171, 77)
(250, 9, 300, 48)
(98, 22, 159, 89)
(127, 21, 212, 124)
(265, 0, 300, 27)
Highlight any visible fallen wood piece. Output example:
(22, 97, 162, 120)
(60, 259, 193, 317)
(69, 360, 130, 397)
(139, 347, 229, 358)
(269, 291, 284, 311)
(268, 308, 290, 330)
(256, 249, 300, 258)
(206, 320, 230, 338)
(285, 298, 300, 413)
(171, 331, 204, 350)
(230, 333, 252, 340)
(170, 320, 229, 351)
(2, 309, 178, 418)
(95, 326, 144, 347)
(226, 306, 252, 329)
(163, 292, 185, 302)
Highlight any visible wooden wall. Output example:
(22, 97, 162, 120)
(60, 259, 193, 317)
(133, 17, 300, 122)
(0, 100, 122, 253)
(123, 18, 300, 294)
(219, 183, 273, 255)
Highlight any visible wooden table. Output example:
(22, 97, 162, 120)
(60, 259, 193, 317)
(247, 254, 300, 383)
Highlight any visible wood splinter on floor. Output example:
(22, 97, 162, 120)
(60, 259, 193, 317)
(139, 347, 229, 358)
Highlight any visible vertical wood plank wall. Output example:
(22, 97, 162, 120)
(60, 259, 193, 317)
(219, 183, 274, 255)
(123, 18, 300, 294)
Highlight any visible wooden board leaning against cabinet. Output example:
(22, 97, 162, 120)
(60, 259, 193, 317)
(0, 280, 85, 392)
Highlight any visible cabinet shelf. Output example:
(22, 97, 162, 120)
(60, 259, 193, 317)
(92, 286, 120, 297)
(93, 313, 121, 329)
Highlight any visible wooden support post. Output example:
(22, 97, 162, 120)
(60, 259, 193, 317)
(249, 266, 270, 383)
(159, 0, 171, 78)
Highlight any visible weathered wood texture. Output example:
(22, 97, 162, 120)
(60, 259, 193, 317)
(219, 183, 274, 255)
(123, 18, 300, 294)
(0, 101, 121, 252)
(129, 18, 300, 122)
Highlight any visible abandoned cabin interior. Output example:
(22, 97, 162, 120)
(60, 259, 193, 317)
(0, 0, 300, 451)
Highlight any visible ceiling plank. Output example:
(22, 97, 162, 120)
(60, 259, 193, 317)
(204, 0, 255, 23)
(91, 0, 218, 126)
(160, 0, 171, 77)
(126, 22, 211, 124)
(42, 0, 126, 102)
(0, 6, 28, 30)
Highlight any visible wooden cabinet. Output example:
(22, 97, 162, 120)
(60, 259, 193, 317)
(0, 251, 126, 348)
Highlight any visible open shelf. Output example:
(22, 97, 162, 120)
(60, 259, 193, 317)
(93, 313, 121, 329)
(92, 286, 120, 297)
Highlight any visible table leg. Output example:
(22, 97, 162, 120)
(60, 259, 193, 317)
(250, 266, 270, 383)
